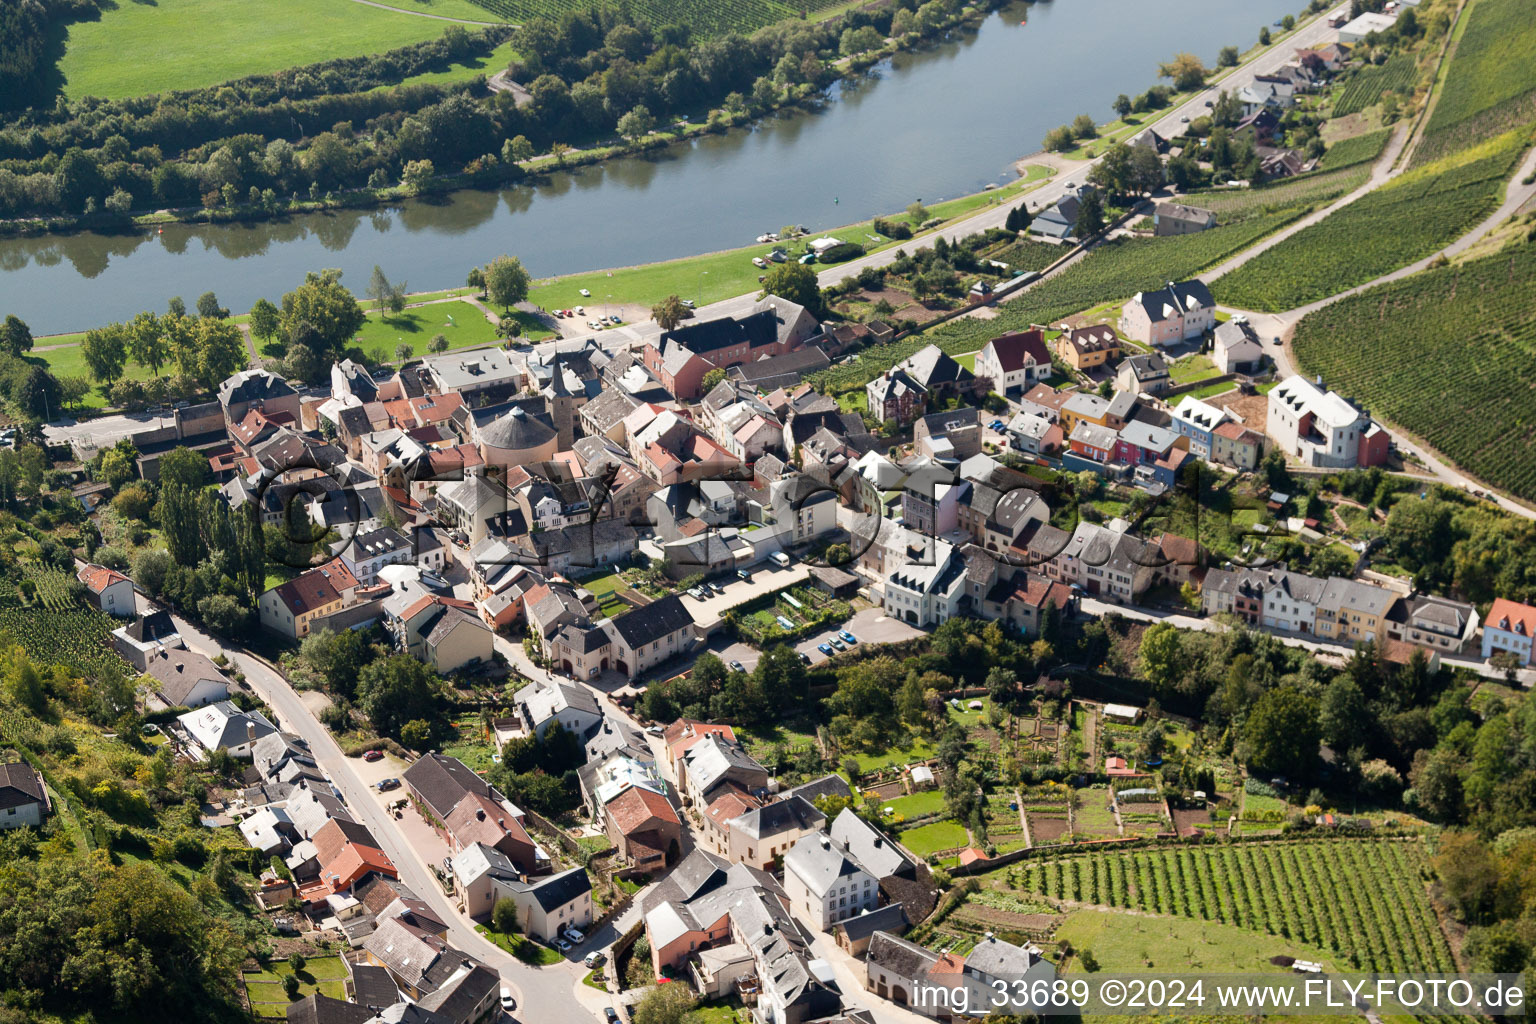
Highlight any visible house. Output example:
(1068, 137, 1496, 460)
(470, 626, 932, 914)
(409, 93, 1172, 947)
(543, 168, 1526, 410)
(1054, 325, 1121, 370)
(337, 527, 414, 586)
(1389, 594, 1478, 654)
(1120, 280, 1216, 346)
(1338, 10, 1397, 43)
(834, 904, 908, 958)
(1114, 353, 1172, 396)
(1047, 521, 1157, 603)
(1201, 566, 1269, 624)
(901, 460, 963, 537)
(681, 735, 770, 810)
(913, 407, 982, 462)
(714, 795, 826, 871)
(975, 329, 1052, 395)
(514, 679, 601, 742)
(77, 563, 135, 617)
(866, 368, 927, 425)
(257, 558, 362, 639)
(1212, 421, 1265, 471)
(1213, 318, 1266, 375)
(311, 817, 397, 897)
(0, 762, 47, 830)
(1153, 203, 1216, 236)
(1313, 577, 1402, 644)
(386, 596, 493, 674)
(1018, 383, 1072, 423)
(1482, 598, 1536, 667)
(450, 846, 591, 943)
(1006, 410, 1056, 455)
(218, 368, 300, 425)
(643, 301, 817, 399)
(1267, 375, 1389, 469)
(143, 646, 232, 709)
(359, 915, 500, 1024)
(1171, 395, 1234, 459)
(782, 831, 878, 931)
(883, 540, 967, 627)
(1260, 569, 1327, 634)
(111, 609, 182, 671)
(1068, 421, 1117, 465)
(602, 784, 682, 870)
(663, 719, 738, 775)
(865, 930, 1053, 1019)
(605, 594, 695, 681)
(178, 701, 277, 758)
(1059, 391, 1109, 435)
(1238, 78, 1296, 116)
(1031, 185, 1095, 239)
(895, 345, 976, 400)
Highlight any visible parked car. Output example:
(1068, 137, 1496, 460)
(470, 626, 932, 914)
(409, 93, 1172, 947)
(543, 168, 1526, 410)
(838, 630, 858, 645)
(798, 253, 816, 264)
(1179, 115, 1190, 123)
(500, 989, 516, 1012)
(564, 926, 586, 945)
(579, 288, 591, 297)
(830, 638, 846, 651)
(681, 299, 696, 308)
(737, 569, 752, 581)
(687, 587, 706, 600)
(646, 725, 664, 736)
(605, 1010, 620, 1024)
(584, 952, 606, 969)
(769, 550, 791, 567)
(555, 937, 572, 952)
(989, 419, 1006, 432)
(376, 778, 400, 792)
(608, 314, 621, 324)
(753, 257, 767, 268)
(817, 643, 834, 656)
(708, 580, 727, 595)
(798, 651, 812, 664)
(729, 660, 746, 673)
(574, 306, 585, 315)
(362, 750, 383, 762)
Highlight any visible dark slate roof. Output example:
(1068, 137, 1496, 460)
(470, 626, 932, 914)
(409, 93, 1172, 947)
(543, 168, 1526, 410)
(402, 752, 496, 821)
(285, 994, 375, 1024)
(124, 609, 178, 643)
(786, 773, 854, 806)
(608, 594, 692, 648)
(0, 762, 44, 810)
(836, 902, 907, 942)
(516, 866, 592, 912)
(479, 403, 557, 451)
(731, 795, 824, 840)
(663, 307, 778, 356)
(1132, 279, 1215, 324)
(349, 964, 400, 1010)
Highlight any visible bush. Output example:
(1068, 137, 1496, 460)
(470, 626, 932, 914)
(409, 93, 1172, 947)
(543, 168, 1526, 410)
(817, 241, 865, 263)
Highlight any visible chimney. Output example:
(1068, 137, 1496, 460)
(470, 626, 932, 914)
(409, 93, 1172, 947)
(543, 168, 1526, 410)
(819, 835, 830, 850)
(476, 809, 486, 821)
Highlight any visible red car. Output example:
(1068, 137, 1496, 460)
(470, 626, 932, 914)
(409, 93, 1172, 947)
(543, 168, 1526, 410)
(362, 750, 383, 762)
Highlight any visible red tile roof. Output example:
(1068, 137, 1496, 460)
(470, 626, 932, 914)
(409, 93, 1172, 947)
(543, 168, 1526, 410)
(77, 563, 129, 594)
(1488, 598, 1536, 637)
(269, 558, 359, 616)
(664, 719, 737, 761)
(606, 786, 679, 835)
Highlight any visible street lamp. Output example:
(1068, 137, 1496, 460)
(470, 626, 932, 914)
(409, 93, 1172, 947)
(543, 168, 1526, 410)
(697, 269, 708, 303)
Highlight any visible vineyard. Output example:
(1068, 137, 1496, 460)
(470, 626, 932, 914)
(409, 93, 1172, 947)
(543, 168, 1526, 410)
(1212, 129, 1527, 311)
(1318, 127, 1393, 170)
(1292, 242, 1536, 501)
(1331, 54, 1419, 117)
(461, 0, 845, 36)
(1414, 0, 1536, 165)
(22, 565, 84, 611)
(1180, 164, 1369, 221)
(0, 605, 126, 679)
(1007, 839, 1455, 973)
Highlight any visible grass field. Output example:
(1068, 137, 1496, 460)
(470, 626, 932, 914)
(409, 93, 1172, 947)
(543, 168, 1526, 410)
(58, 0, 473, 100)
(881, 790, 947, 819)
(26, 340, 158, 410)
(243, 956, 348, 1012)
(1292, 241, 1536, 501)
(898, 820, 967, 857)
(1213, 129, 1528, 311)
(1415, 0, 1536, 164)
(387, 40, 519, 91)
(1055, 909, 1338, 974)
(352, 298, 547, 359)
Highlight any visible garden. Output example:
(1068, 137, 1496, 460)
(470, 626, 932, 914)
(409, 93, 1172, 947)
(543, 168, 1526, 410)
(732, 585, 851, 645)
(243, 956, 348, 1017)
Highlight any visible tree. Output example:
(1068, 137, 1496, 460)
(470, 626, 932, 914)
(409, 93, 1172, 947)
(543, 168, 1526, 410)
(1243, 685, 1320, 775)
(1318, 676, 1368, 752)
(368, 265, 408, 315)
(394, 342, 414, 363)
(1, 314, 33, 357)
(700, 368, 728, 394)
(1259, 25, 1272, 45)
(617, 104, 656, 140)
(249, 298, 280, 342)
(159, 482, 207, 567)
(15, 366, 61, 421)
(1128, 143, 1166, 195)
(1088, 142, 1133, 194)
(400, 718, 432, 749)
(1218, 44, 1240, 67)
(1138, 622, 1182, 694)
(652, 294, 688, 331)
(279, 269, 366, 355)
(196, 292, 228, 319)
(758, 261, 824, 317)
(82, 324, 128, 386)
(1112, 93, 1133, 118)
(58, 375, 91, 412)
(197, 594, 247, 635)
(1072, 112, 1098, 139)
(428, 333, 450, 354)
(356, 654, 442, 740)
(402, 159, 435, 196)
(906, 200, 929, 225)
(99, 444, 137, 488)
(1160, 52, 1209, 91)
(1043, 125, 1076, 152)
(504, 135, 534, 164)
(1004, 203, 1031, 233)
(1073, 189, 1105, 238)
(483, 255, 531, 312)
(492, 897, 519, 934)
(191, 317, 247, 389)
(496, 316, 523, 341)
(550, 141, 571, 165)
(631, 982, 697, 1024)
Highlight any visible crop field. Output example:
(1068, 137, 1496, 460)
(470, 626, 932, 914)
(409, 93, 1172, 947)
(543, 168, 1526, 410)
(0, 605, 125, 679)
(1331, 54, 1418, 117)
(1182, 166, 1370, 223)
(56, 0, 474, 100)
(1291, 242, 1536, 501)
(1011, 840, 1454, 973)
(1318, 127, 1394, 170)
(1213, 130, 1527, 311)
(1415, 0, 1536, 165)
(462, 0, 848, 36)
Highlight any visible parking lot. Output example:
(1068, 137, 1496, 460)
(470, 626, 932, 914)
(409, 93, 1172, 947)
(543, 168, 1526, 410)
(794, 607, 924, 665)
(680, 561, 811, 626)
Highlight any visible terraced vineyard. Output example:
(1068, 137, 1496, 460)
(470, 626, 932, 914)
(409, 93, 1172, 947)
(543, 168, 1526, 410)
(1181, 164, 1370, 221)
(1414, 0, 1536, 165)
(1319, 127, 1393, 170)
(1012, 840, 1454, 973)
(1331, 53, 1418, 117)
(1292, 242, 1536, 501)
(462, 0, 845, 35)
(0, 606, 125, 679)
(1214, 129, 1528, 311)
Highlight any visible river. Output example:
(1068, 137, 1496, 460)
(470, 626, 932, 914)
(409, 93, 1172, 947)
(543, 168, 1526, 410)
(0, 0, 1301, 335)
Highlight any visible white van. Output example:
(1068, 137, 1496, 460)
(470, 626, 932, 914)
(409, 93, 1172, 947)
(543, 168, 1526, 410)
(769, 551, 791, 568)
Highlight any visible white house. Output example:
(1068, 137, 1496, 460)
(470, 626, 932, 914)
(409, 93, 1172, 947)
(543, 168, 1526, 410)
(0, 762, 47, 830)
(514, 680, 602, 741)
(143, 647, 231, 709)
(1266, 374, 1388, 469)
(1482, 599, 1536, 667)
(178, 701, 278, 758)
(975, 330, 1053, 395)
(883, 539, 967, 627)
(1339, 10, 1397, 42)
(78, 563, 135, 618)
(782, 831, 878, 932)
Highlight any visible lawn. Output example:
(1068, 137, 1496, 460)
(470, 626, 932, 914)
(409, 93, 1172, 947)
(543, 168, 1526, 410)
(387, 39, 521, 90)
(954, 352, 978, 373)
(880, 789, 947, 820)
(27, 343, 158, 410)
(575, 569, 634, 619)
(57, 0, 477, 100)
(853, 733, 935, 772)
(835, 391, 867, 414)
(243, 956, 349, 1011)
(1167, 353, 1218, 384)
(352, 299, 516, 360)
(1189, 380, 1237, 400)
(898, 820, 967, 857)
(442, 715, 497, 772)
(1054, 910, 1338, 974)
(475, 925, 564, 965)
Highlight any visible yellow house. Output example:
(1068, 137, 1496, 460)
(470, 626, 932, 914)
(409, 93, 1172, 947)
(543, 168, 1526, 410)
(1059, 391, 1111, 436)
(1313, 578, 1401, 643)
(1054, 324, 1122, 369)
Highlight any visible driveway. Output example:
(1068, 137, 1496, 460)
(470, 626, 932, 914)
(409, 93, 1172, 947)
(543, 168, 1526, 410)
(793, 607, 924, 665)
(679, 562, 811, 625)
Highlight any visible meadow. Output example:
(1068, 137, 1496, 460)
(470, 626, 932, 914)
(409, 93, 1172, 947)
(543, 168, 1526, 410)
(57, 0, 474, 100)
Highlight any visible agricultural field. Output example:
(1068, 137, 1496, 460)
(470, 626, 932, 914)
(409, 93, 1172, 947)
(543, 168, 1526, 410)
(463, 0, 848, 41)
(55, 0, 478, 100)
(1318, 127, 1394, 169)
(1180, 165, 1369, 222)
(1054, 909, 1339, 974)
(0, 602, 126, 680)
(1213, 129, 1528, 311)
(986, 238, 1066, 274)
(1009, 839, 1455, 973)
(1331, 54, 1418, 117)
(1414, 0, 1536, 165)
(1291, 242, 1536, 501)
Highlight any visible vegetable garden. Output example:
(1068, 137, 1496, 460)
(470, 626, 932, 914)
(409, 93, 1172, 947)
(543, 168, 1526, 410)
(1007, 839, 1454, 973)
(1213, 129, 1527, 311)
(1291, 242, 1536, 501)
(1330, 54, 1417, 117)
(1413, 0, 1536, 166)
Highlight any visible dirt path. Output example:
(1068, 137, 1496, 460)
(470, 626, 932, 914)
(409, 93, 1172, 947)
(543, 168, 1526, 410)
(342, 0, 501, 24)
